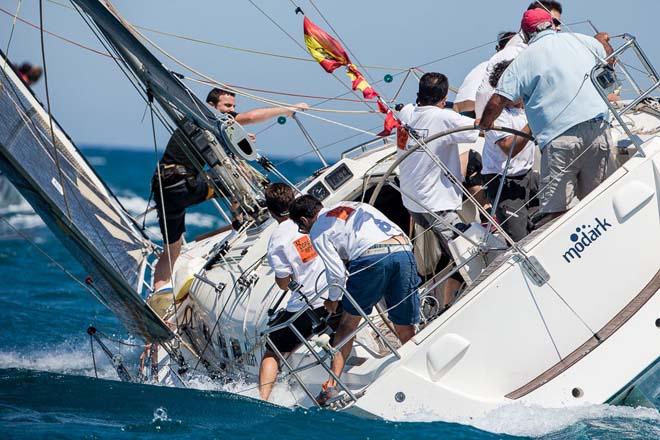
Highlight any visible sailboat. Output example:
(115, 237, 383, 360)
(0, 0, 658, 422)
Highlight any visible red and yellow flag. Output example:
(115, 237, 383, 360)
(303, 17, 399, 136)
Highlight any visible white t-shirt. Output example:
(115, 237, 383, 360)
(267, 219, 327, 311)
(475, 33, 528, 119)
(455, 61, 489, 103)
(397, 106, 479, 213)
(482, 107, 535, 176)
(310, 202, 405, 301)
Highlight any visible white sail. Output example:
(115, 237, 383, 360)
(0, 50, 172, 342)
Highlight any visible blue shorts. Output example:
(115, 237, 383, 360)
(343, 250, 421, 325)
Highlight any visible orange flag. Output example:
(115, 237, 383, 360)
(303, 16, 399, 135)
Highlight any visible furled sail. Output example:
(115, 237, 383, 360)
(0, 51, 173, 342)
(71, 0, 269, 223)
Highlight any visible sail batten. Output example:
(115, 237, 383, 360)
(0, 50, 173, 342)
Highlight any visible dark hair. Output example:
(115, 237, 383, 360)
(416, 72, 449, 106)
(489, 60, 513, 89)
(206, 87, 235, 106)
(527, 1, 562, 13)
(496, 31, 517, 51)
(265, 183, 295, 217)
(289, 195, 323, 223)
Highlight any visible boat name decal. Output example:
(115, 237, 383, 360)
(562, 217, 612, 263)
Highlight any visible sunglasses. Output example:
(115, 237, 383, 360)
(553, 18, 561, 27)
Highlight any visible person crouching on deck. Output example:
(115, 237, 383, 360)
(397, 72, 480, 310)
(290, 196, 421, 405)
(260, 183, 332, 401)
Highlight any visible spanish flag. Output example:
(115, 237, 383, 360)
(303, 17, 349, 73)
(303, 17, 399, 136)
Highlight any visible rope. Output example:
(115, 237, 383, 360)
(148, 95, 181, 335)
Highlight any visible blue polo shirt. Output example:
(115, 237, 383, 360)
(496, 30, 609, 148)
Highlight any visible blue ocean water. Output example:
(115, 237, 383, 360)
(0, 148, 658, 439)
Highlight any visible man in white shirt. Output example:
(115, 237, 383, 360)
(259, 183, 331, 401)
(481, 60, 536, 241)
(454, 31, 517, 118)
(290, 196, 420, 405)
(398, 72, 479, 308)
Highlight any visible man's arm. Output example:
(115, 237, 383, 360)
(480, 94, 512, 129)
(275, 275, 292, 290)
(311, 233, 346, 302)
(235, 102, 308, 125)
(594, 32, 614, 63)
(495, 124, 532, 157)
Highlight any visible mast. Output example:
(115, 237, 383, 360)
(70, 0, 269, 223)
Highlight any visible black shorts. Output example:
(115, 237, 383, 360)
(152, 172, 209, 244)
(266, 306, 339, 354)
(464, 149, 483, 188)
(482, 170, 535, 242)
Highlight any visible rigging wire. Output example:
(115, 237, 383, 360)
(1, 0, 22, 73)
(38, 0, 72, 220)
(245, 0, 380, 116)
(307, 0, 378, 87)
(0, 215, 107, 304)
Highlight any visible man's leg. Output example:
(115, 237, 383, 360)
(153, 237, 182, 291)
(325, 313, 362, 388)
(539, 132, 580, 218)
(259, 352, 280, 400)
(393, 324, 416, 344)
(577, 123, 614, 200)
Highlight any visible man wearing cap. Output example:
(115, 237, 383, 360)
(480, 8, 614, 219)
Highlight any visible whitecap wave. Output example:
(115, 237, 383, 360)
(0, 339, 140, 381)
(469, 401, 660, 437)
(4, 213, 45, 230)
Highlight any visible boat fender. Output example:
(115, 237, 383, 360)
(426, 333, 470, 382)
(310, 333, 332, 350)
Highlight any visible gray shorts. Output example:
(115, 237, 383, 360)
(539, 119, 614, 214)
(410, 210, 464, 282)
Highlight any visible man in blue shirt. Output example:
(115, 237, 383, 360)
(480, 8, 615, 219)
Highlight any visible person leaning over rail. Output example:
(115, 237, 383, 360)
(480, 59, 536, 242)
(290, 196, 421, 406)
(151, 88, 308, 293)
(258, 183, 337, 401)
(397, 72, 479, 310)
(479, 8, 615, 221)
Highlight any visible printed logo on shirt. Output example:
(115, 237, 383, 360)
(325, 206, 355, 221)
(293, 236, 318, 263)
(403, 127, 428, 151)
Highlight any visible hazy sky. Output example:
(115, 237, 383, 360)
(1, 0, 657, 160)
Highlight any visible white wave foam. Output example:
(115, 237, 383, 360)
(86, 156, 107, 166)
(4, 213, 45, 230)
(0, 340, 138, 380)
(468, 402, 660, 437)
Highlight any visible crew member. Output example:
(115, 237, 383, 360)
(454, 31, 517, 118)
(398, 73, 479, 309)
(290, 196, 420, 405)
(259, 183, 331, 401)
(475, 1, 564, 118)
(152, 89, 308, 292)
(480, 8, 614, 220)
(481, 60, 536, 241)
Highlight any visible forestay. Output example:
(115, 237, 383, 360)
(0, 51, 173, 342)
